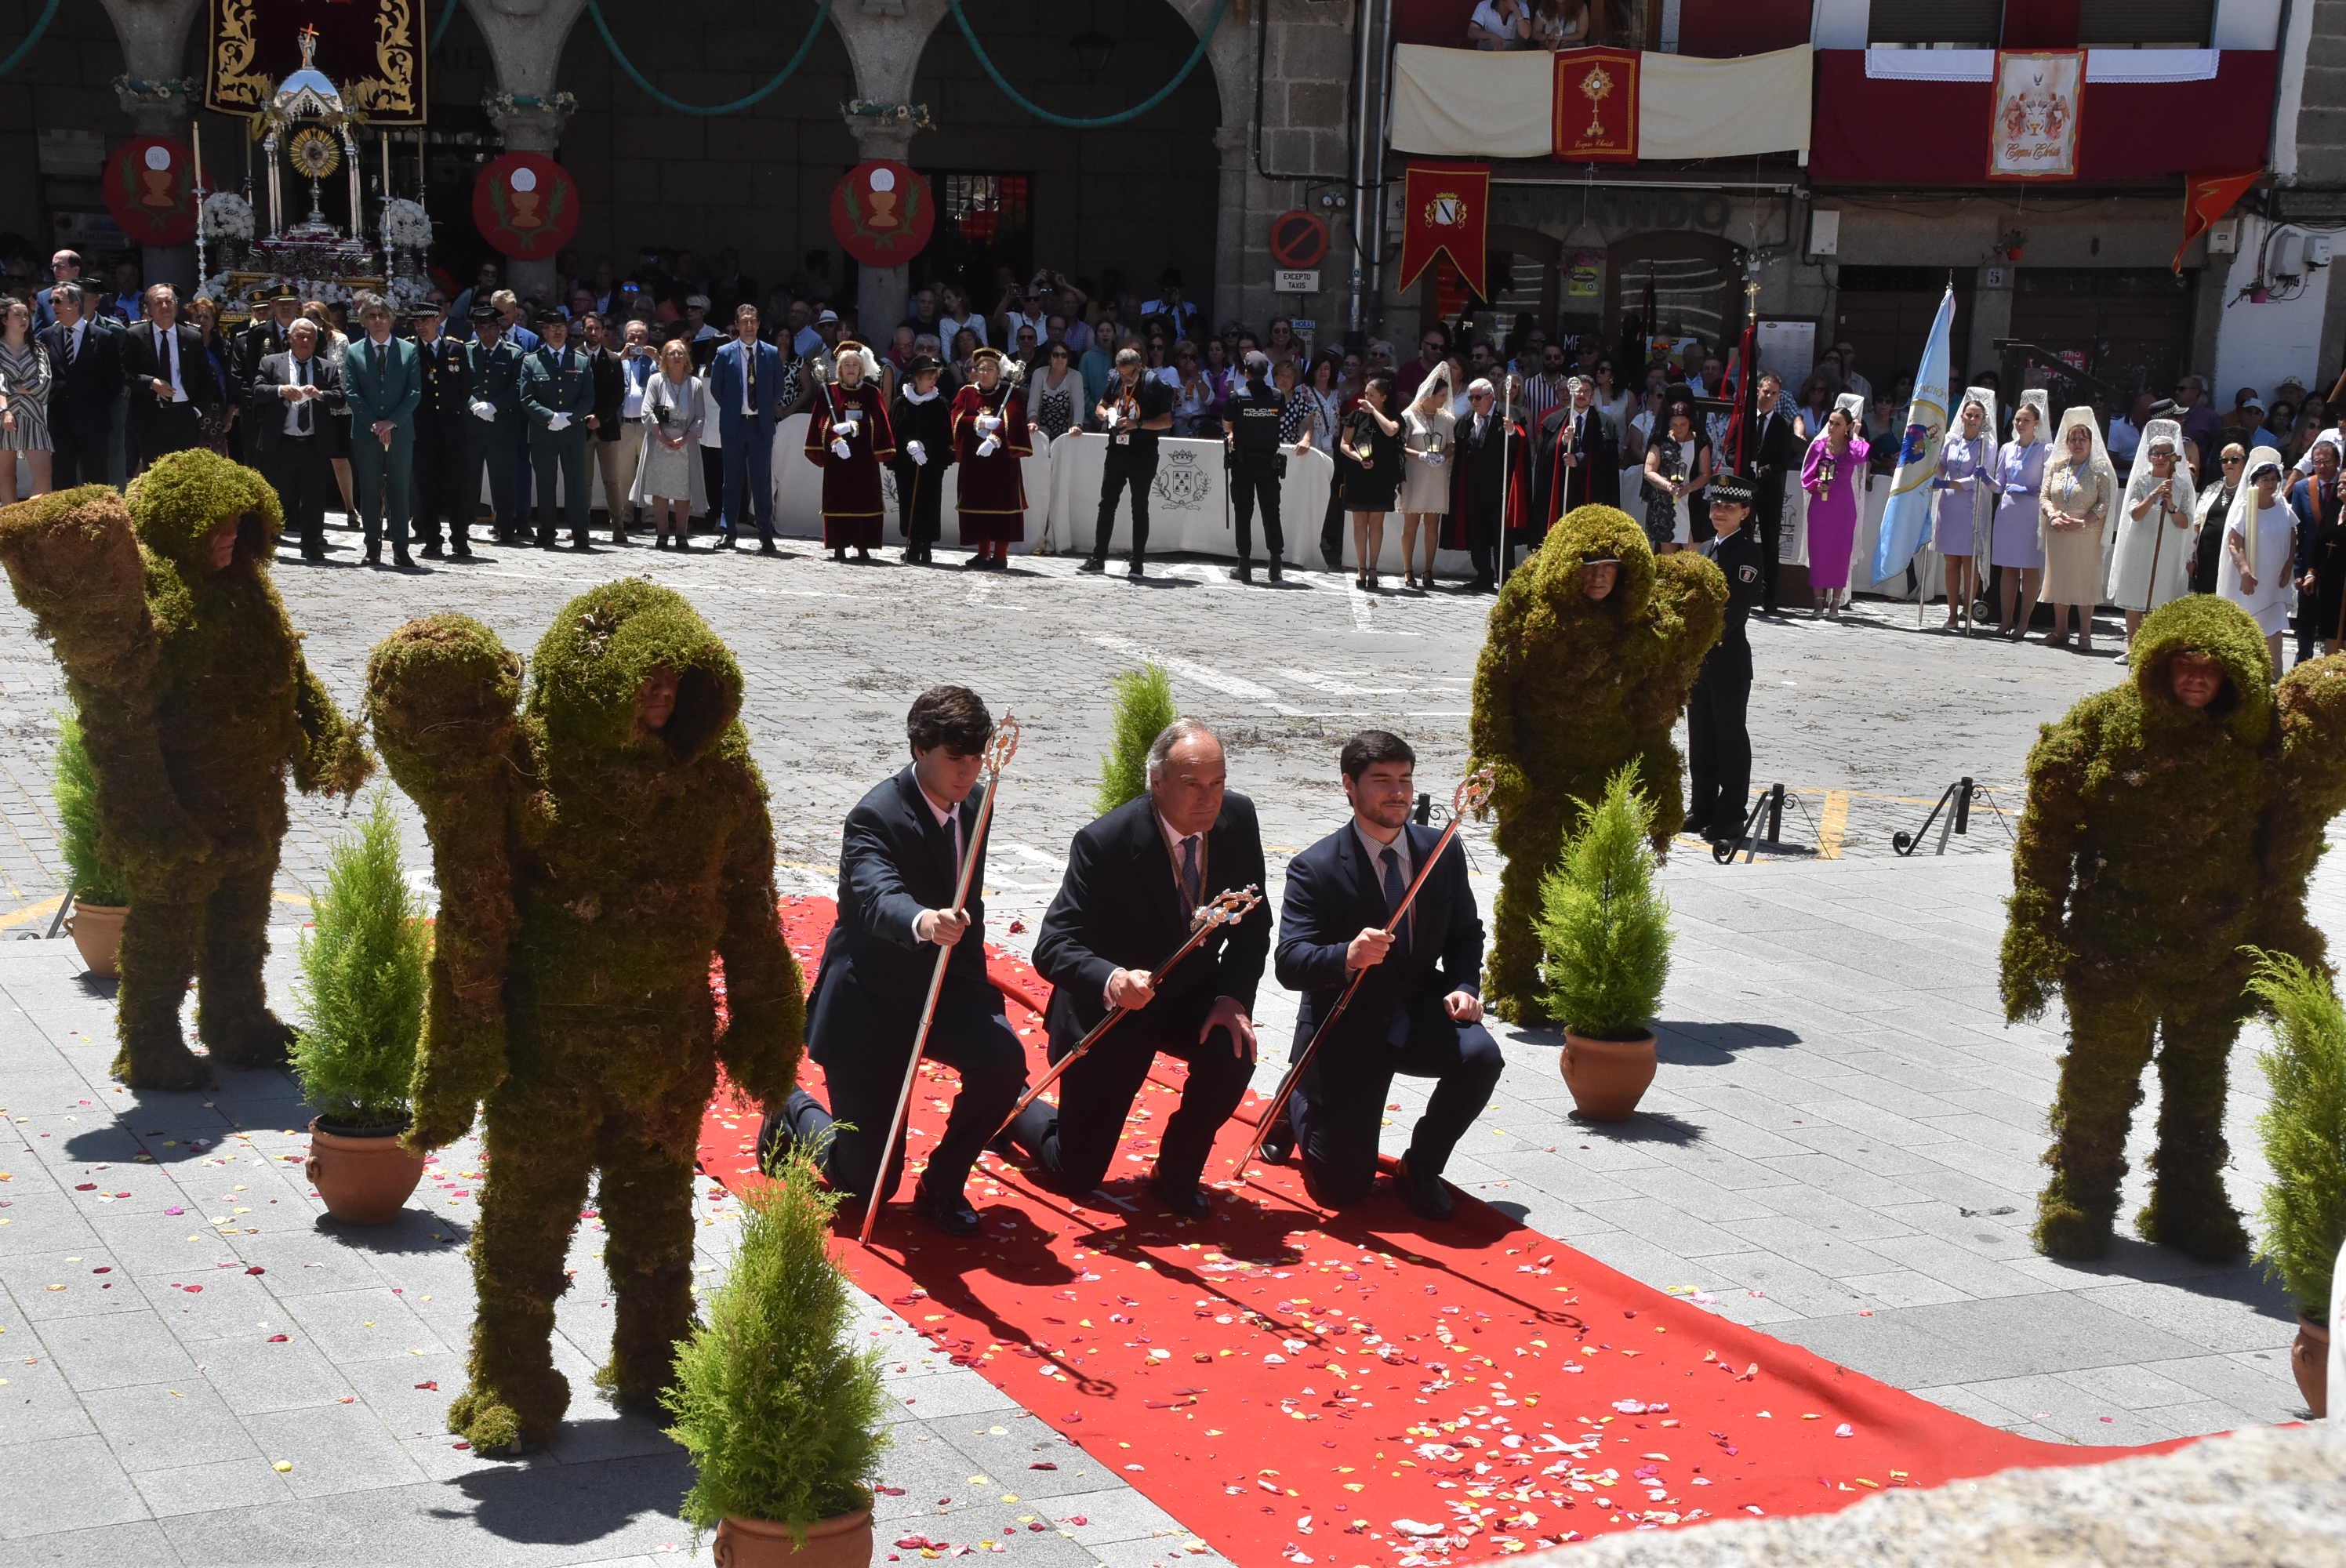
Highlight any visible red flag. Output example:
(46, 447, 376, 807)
(1397, 162, 1491, 300)
(1552, 48, 1640, 162)
(2172, 170, 2261, 274)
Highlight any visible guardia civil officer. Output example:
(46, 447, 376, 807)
(1683, 470, 1765, 843)
(1223, 350, 1287, 582)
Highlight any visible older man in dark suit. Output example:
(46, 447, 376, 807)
(35, 283, 118, 489)
(246, 317, 345, 561)
(119, 285, 216, 474)
(757, 687, 1026, 1236)
(1746, 372, 1799, 612)
(1532, 374, 1620, 539)
(1273, 730, 1499, 1218)
(1007, 719, 1269, 1217)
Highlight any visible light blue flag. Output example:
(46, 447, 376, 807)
(1871, 286, 1956, 585)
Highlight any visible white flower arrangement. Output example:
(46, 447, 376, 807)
(194, 273, 228, 303)
(200, 192, 254, 241)
(386, 274, 429, 312)
(380, 198, 432, 251)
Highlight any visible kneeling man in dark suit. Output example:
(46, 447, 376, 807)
(1275, 731, 1502, 1218)
(1009, 720, 1269, 1217)
(760, 686, 1026, 1236)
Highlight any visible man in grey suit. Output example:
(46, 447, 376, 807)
(343, 293, 423, 568)
(246, 318, 346, 562)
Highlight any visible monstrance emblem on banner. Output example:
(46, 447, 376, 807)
(473, 152, 580, 260)
(831, 161, 937, 267)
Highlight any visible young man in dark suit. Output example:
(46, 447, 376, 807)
(36, 283, 118, 489)
(245, 318, 346, 561)
(759, 687, 1026, 1236)
(1008, 720, 1269, 1217)
(119, 285, 216, 474)
(1273, 730, 1501, 1219)
(1746, 372, 1798, 613)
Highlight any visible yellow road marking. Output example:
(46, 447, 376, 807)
(0, 895, 64, 932)
(1816, 791, 1850, 860)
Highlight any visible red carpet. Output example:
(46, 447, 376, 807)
(698, 898, 2171, 1566)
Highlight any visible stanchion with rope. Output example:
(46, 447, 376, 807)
(1231, 768, 1494, 1190)
(859, 712, 1020, 1247)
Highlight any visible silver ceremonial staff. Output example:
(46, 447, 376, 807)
(859, 713, 1022, 1248)
(988, 885, 1266, 1145)
(1230, 767, 1496, 1189)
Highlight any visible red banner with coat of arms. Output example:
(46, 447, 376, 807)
(1396, 162, 1491, 302)
(1552, 47, 1639, 162)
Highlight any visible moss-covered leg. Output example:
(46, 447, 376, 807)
(195, 861, 294, 1069)
(2136, 990, 2250, 1261)
(591, 1113, 699, 1413)
(2035, 985, 2155, 1259)
(115, 895, 212, 1090)
(452, 1087, 597, 1454)
(1485, 811, 1563, 1024)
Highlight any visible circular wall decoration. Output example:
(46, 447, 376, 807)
(104, 136, 198, 247)
(473, 152, 581, 261)
(830, 161, 936, 267)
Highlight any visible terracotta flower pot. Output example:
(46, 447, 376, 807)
(2292, 1311, 2330, 1419)
(66, 902, 127, 978)
(1560, 1030, 1658, 1121)
(305, 1115, 427, 1225)
(715, 1508, 873, 1568)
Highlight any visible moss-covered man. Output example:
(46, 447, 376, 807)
(366, 581, 805, 1454)
(0, 456, 372, 1088)
(2002, 596, 2346, 1260)
(1469, 504, 1723, 1022)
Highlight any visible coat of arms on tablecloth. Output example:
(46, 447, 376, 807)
(1153, 449, 1214, 510)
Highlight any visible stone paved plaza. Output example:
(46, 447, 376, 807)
(0, 528, 2321, 1564)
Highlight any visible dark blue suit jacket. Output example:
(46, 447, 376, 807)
(1274, 820, 1483, 1057)
(708, 338, 783, 439)
(807, 764, 997, 1075)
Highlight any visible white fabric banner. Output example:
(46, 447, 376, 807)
(1389, 43, 1812, 162)
(1390, 44, 1554, 159)
(1638, 46, 1812, 158)
(1990, 52, 2085, 180)
(1864, 48, 1993, 82)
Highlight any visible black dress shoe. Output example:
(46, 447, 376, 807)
(1393, 1154, 1454, 1221)
(717, 535, 738, 551)
(420, 542, 444, 560)
(1269, 558, 1284, 582)
(571, 539, 592, 551)
(1149, 1176, 1211, 1220)
(760, 543, 780, 556)
(393, 550, 415, 569)
(1257, 1108, 1295, 1165)
(1128, 560, 1146, 579)
(364, 547, 381, 566)
(1236, 560, 1254, 582)
(452, 544, 474, 561)
(1077, 557, 1106, 574)
(913, 1181, 981, 1236)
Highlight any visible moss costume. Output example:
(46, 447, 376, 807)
(0, 458, 371, 1089)
(1470, 505, 1724, 1022)
(2001, 597, 2346, 1261)
(366, 582, 805, 1454)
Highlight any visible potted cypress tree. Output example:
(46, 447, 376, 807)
(1538, 766, 1672, 1121)
(293, 793, 432, 1225)
(1095, 662, 1177, 815)
(54, 712, 130, 978)
(2245, 949, 2346, 1418)
(665, 1139, 889, 1568)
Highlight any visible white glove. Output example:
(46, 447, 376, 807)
(830, 437, 851, 460)
(976, 413, 1001, 436)
(547, 412, 572, 432)
(907, 440, 928, 466)
(977, 437, 1000, 458)
(1429, 452, 1447, 467)
(470, 399, 497, 422)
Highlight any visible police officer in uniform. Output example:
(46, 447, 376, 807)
(1223, 350, 1287, 583)
(406, 299, 473, 559)
(1684, 470, 1764, 844)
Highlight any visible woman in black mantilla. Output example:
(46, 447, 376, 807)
(888, 354, 953, 564)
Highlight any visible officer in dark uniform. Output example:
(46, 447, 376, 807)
(518, 307, 597, 550)
(1685, 470, 1764, 843)
(405, 299, 474, 560)
(464, 303, 527, 543)
(1222, 350, 1287, 583)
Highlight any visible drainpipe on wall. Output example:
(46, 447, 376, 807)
(1346, 0, 1390, 337)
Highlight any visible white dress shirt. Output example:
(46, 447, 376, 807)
(281, 354, 314, 435)
(911, 784, 965, 942)
(153, 323, 186, 401)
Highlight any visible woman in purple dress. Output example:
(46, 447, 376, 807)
(1989, 391, 2051, 640)
(1932, 387, 1998, 630)
(1799, 393, 1870, 619)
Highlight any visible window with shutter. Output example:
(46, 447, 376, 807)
(1868, 0, 2002, 47)
(2079, 0, 2213, 46)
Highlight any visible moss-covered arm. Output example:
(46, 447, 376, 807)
(2264, 653, 2346, 969)
(2001, 704, 2097, 1023)
(1653, 550, 1729, 673)
(291, 655, 376, 799)
(714, 772, 806, 1110)
(1467, 602, 1528, 823)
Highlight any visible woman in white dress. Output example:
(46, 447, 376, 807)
(2218, 449, 2294, 676)
(2038, 408, 2118, 652)
(1932, 387, 1997, 630)
(2103, 418, 2198, 650)
(1397, 361, 1456, 592)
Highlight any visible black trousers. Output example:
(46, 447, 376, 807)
(130, 404, 202, 474)
(1685, 639, 1753, 837)
(1752, 471, 1786, 608)
(895, 460, 943, 548)
(267, 434, 333, 551)
(1291, 1007, 1503, 1208)
(767, 980, 1026, 1203)
(49, 422, 107, 489)
(700, 445, 725, 534)
(1470, 501, 1505, 584)
(410, 426, 468, 549)
(1009, 1001, 1254, 1194)
(1320, 453, 1353, 564)
(1092, 441, 1157, 561)
(1230, 461, 1284, 563)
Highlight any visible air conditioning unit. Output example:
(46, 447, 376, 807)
(1808, 210, 1840, 258)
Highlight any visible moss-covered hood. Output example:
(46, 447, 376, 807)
(1543, 505, 1655, 615)
(127, 450, 283, 575)
(527, 579, 743, 761)
(2130, 595, 2273, 745)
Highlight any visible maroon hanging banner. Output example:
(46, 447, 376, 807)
(208, 0, 428, 124)
(104, 137, 200, 247)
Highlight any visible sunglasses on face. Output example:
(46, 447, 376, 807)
(2223, 455, 2245, 464)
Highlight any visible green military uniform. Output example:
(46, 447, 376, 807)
(519, 335, 596, 549)
(464, 320, 525, 540)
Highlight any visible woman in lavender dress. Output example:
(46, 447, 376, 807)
(1990, 391, 2050, 640)
(1932, 387, 1998, 630)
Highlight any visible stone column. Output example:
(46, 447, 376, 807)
(1213, 125, 1254, 333)
(848, 118, 921, 338)
(97, 0, 204, 288)
(467, 0, 586, 299)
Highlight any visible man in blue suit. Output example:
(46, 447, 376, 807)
(344, 294, 423, 568)
(707, 303, 783, 553)
(1273, 730, 1501, 1219)
(757, 687, 1026, 1236)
